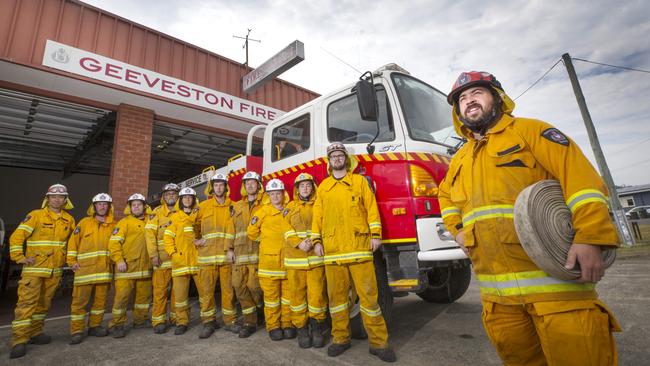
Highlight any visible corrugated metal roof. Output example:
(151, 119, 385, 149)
(618, 184, 650, 195)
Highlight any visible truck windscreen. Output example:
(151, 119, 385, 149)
(391, 73, 456, 146)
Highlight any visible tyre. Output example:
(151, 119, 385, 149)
(417, 260, 471, 303)
(350, 252, 393, 339)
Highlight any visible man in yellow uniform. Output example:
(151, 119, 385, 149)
(311, 143, 396, 362)
(9, 184, 76, 359)
(231, 171, 265, 338)
(439, 71, 621, 366)
(164, 187, 201, 335)
(284, 173, 328, 348)
(108, 193, 153, 338)
(145, 183, 180, 334)
(67, 193, 115, 344)
(248, 179, 300, 341)
(195, 173, 236, 338)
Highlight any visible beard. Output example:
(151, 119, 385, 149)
(459, 102, 501, 134)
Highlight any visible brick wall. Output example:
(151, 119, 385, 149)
(109, 104, 154, 218)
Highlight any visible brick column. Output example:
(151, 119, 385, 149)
(109, 104, 154, 218)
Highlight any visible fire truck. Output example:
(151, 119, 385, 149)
(178, 64, 470, 334)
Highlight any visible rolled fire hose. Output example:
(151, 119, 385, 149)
(514, 180, 616, 281)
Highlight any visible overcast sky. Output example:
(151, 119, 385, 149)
(84, 0, 650, 186)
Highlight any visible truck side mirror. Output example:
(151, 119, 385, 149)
(356, 76, 378, 121)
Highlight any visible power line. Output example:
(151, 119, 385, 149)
(572, 58, 650, 74)
(513, 59, 562, 101)
(609, 136, 650, 156)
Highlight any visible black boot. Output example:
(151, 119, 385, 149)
(283, 326, 297, 339)
(269, 328, 283, 341)
(88, 326, 109, 337)
(29, 333, 52, 345)
(239, 325, 256, 338)
(9, 343, 26, 359)
(297, 325, 312, 348)
(199, 321, 217, 339)
(370, 347, 397, 363)
(311, 318, 327, 348)
(69, 333, 83, 345)
(224, 322, 241, 334)
(153, 324, 168, 334)
(327, 342, 351, 357)
(111, 326, 125, 338)
(174, 325, 187, 335)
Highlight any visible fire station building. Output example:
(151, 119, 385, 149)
(0, 0, 318, 230)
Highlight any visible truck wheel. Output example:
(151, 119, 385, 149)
(417, 261, 471, 303)
(350, 252, 393, 339)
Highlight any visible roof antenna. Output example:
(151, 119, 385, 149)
(233, 29, 261, 67)
(320, 46, 362, 74)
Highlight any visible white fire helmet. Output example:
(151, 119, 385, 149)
(265, 179, 285, 192)
(242, 171, 261, 182)
(45, 183, 68, 196)
(210, 172, 228, 183)
(92, 193, 112, 203)
(127, 193, 146, 203)
(162, 183, 180, 192)
(179, 187, 197, 197)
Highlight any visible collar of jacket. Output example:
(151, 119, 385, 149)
(92, 214, 114, 224)
(158, 203, 175, 217)
(44, 207, 71, 222)
(322, 172, 353, 191)
(210, 196, 232, 207)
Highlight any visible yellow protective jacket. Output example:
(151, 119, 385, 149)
(284, 188, 324, 269)
(144, 204, 175, 270)
(311, 172, 382, 265)
(10, 207, 75, 277)
(438, 89, 619, 305)
(164, 207, 200, 277)
(195, 197, 235, 266)
(67, 206, 116, 285)
(232, 191, 264, 265)
(109, 214, 152, 280)
(248, 203, 300, 279)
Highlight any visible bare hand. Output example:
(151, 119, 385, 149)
(117, 261, 127, 273)
(20, 256, 36, 265)
(455, 231, 469, 256)
(70, 263, 80, 272)
(314, 243, 324, 257)
(298, 239, 313, 252)
(370, 238, 382, 252)
(195, 238, 207, 247)
(151, 256, 161, 267)
(226, 249, 235, 263)
(565, 243, 605, 283)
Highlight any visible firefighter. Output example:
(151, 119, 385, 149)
(284, 173, 328, 348)
(439, 71, 621, 365)
(248, 179, 300, 341)
(311, 143, 396, 362)
(164, 187, 201, 335)
(9, 184, 76, 359)
(231, 171, 265, 338)
(108, 193, 153, 338)
(195, 173, 237, 338)
(67, 193, 115, 345)
(145, 183, 180, 334)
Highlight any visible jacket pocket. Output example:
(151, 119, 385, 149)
(350, 195, 369, 235)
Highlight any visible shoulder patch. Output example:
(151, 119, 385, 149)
(74, 226, 81, 235)
(283, 209, 289, 217)
(251, 216, 259, 225)
(22, 215, 31, 223)
(230, 205, 235, 217)
(541, 128, 569, 146)
(112, 227, 120, 235)
(149, 214, 156, 220)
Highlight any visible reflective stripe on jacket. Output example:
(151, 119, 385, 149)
(67, 215, 115, 285)
(109, 215, 152, 280)
(10, 208, 75, 277)
(196, 197, 235, 266)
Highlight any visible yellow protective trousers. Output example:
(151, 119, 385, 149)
(287, 267, 327, 328)
(70, 283, 109, 334)
(172, 273, 201, 326)
(232, 264, 262, 327)
(482, 300, 620, 366)
(325, 261, 388, 348)
(198, 265, 236, 325)
(259, 277, 291, 331)
(11, 275, 61, 346)
(109, 278, 152, 327)
(151, 268, 175, 326)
